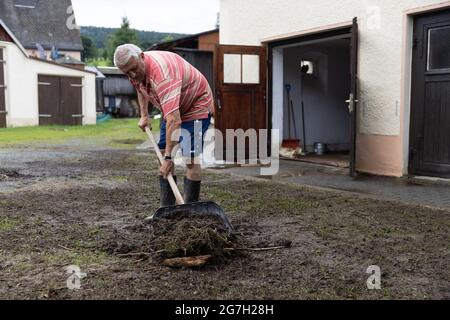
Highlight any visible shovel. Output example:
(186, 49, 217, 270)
(144, 127, 234, 233)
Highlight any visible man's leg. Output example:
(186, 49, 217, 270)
(182, 115, 211, 204)
(184, 164, 201, 203)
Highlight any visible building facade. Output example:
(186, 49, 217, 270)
(217, 0, 450, 178)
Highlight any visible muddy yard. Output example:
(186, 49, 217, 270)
(0, 137, 449, 300)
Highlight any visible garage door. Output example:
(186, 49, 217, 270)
(38, 75, 83, 126)
(0, 49, 6, 128)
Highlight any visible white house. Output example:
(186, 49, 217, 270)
(216, 0, 450, 179)
(0, 0, 96, 128)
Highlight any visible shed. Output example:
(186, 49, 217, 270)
(96, 67, 139, 118)
(0, 21, 96, 127)
(150, 29, 219, 90)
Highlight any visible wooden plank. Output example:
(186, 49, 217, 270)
(162, 255, 212, 268)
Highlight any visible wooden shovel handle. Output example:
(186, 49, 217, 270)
(145, 126, 185, 205)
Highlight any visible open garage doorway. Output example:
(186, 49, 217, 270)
(268, 23, 358, 174)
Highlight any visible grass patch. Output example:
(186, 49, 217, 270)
(0, 217, 21, 231)
(44, 249, 109, 267)
(0, 118, 160, 147)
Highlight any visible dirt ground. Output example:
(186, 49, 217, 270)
(0, 138, 449, 300)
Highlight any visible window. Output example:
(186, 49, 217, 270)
(427, 26, 450, 71)
(223, 54, 260, 84)
(14, 0, 37, 8)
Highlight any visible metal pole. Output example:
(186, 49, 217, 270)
(302, 101, 307, 153)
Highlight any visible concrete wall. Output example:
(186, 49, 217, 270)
(0, 41, 96, 127)
(220, 0, 450, 177)
(282, 42, 351, 151)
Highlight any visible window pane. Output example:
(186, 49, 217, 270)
(428, 26, 450, 71)
(14, 0, 37, 8)
(242, 55, 260, 84)
(223, 54, 241, 84)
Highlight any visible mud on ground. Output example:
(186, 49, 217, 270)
(0, 141, 449, 300)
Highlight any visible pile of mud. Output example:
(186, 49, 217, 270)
(147, 216, 240, 264)
(101, 214, 243, 267)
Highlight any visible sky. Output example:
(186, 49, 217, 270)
(71, 0, 220, 34)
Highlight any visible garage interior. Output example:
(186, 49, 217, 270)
(273, 35, 352, 168)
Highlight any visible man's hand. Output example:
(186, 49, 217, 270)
(159, 159, 174, 179)
(138, 117, 150, 132)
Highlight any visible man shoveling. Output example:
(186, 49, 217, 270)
(114, 44, 214, 206)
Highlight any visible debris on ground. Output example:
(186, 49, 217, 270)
(148, 216, 241, 265)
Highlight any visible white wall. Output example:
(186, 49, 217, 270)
(220, 0, 443, 137)
(0, 41, 96, 127)
(272, 47, 284, 146)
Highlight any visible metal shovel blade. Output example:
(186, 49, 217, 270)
(145, 201, 234, 234)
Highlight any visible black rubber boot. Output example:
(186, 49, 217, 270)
(159, 175, 177, 207)
(184, 178, 201, 204)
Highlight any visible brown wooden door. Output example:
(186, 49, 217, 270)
(214, 45, 267, 161)
(61, 77, 83, 125)
(38, 75, 60, 125)
(349, 17, 359, 177)
(0, 49, 6, 128)
(38, 75, 83, 126)
(410, 9, 450, 178)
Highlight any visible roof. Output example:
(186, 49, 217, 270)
(55, 55, 85, 65)
(0, 18, 29, 56)
(29, 57, 97, 75)
(96, 67, 126, 76)
(85, 66, 106, 78)
(0, 0, 83, 51)
(149, 29, 218, 51)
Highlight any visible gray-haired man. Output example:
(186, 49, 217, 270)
(114, 44, 214, 206)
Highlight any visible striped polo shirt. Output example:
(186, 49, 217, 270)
(131, 51, 214, 122)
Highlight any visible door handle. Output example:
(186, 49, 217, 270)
(0, 111, 7, 114)
(346, 94, 359, 113)
(217, 98, 222, 110)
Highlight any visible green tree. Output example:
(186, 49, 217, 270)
(107, 17, 139, 65)
(162, 35, 174, 43)
(81, 35, 98, 61)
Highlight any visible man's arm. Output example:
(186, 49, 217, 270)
(164, 110, 182, 158)
(138, 91, 152, 131)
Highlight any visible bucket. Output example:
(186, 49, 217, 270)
(282, 139, 301, 149)
(314, 142, 326, 155)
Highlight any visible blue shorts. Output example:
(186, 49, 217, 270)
(158, 114, 211, 159)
